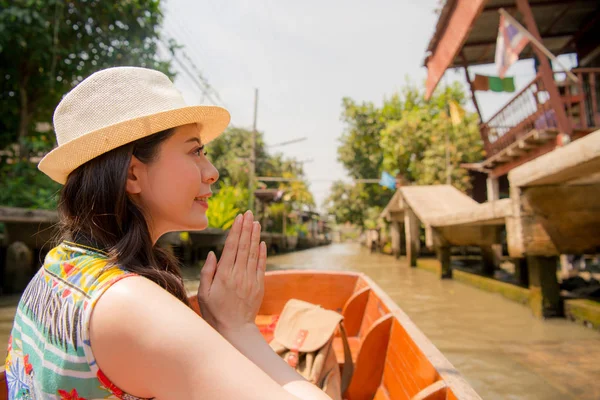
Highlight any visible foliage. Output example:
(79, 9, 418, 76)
(0, 0, 174, 150)
(208, 127, 263, 190)
(206, 183, 247, 230)
(329, 81, 483, 226)
(0, 157, 61, 209)
(379, 82, 484, 191)
(0, 0, 175, 209)
(324, 181, 372, 227)
(333, 96, 401, 226)
(285, 223, 304, 237)
(279, 172, 314, 210)
(293, 223, 309, 237)
(265, 202, 285, 233)
(208, 127, 315, 215)
(363, 207, 383, 230)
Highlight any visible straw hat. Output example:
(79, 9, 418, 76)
(38, 66, 230, 184)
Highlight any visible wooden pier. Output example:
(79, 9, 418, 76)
(382, 129, 600, 318)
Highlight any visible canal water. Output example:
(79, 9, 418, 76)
(2, 242, 599, 399)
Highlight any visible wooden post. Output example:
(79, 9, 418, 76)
(404, 208, 420, 267)
(390, 221, 401, 259)
(515, 0, 572, 137)
(399, 223, 406, 256)
(481, 246, 496, 276)
(527, 256, 562, 318)
(514, 258, 529, 287)
(4, 241, 33, 293)
(486, 176, 500, 201)
(438, 246, 452, 279)
(461, 54, 484, 123)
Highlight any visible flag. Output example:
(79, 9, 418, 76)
(448, 101, 465, 127)
(472, 74, 515, 93)
(379, 171, 396, 190)
(495, 13, 529, 78)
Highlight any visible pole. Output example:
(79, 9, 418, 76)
(460, 52, 484, 123)
(445, 128, 451, 185)
(445, 104, 452, 185)
(248, 88, 258, 211)
(498, 8, 578, 82)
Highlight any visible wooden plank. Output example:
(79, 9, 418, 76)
(508, 129, 600, 186)
(0, 206, 58, 224)
(437, 226, 501, 246)
(359, 291, 391, 339)
(523, 185, 600, 254)
(518, 140, 535, 150)
(424, 0, 486, 99)
(346, 316, 393, 400)
(490, 140, 557, 179)
(258, 271, 358, 314)
(342, 287, 370, 337)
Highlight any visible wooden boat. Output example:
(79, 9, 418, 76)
(1, 270, 481, 399)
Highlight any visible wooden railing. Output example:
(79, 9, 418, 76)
(480, 68, 600, 157)
(568, 68, 600, 130)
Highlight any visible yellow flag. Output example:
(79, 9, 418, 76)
(448, 101, 464, 127)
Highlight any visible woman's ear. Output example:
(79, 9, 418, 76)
(126, 156, 144, 195)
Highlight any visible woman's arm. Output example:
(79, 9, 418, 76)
(197, 211, 329, 396)
(90, 276, 330, 400)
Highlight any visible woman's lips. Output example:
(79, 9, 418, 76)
(194, 198, 209, 209)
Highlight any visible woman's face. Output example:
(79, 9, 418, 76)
(126, 124, 219, 242)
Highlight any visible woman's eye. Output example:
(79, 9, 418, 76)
(195, 145, 207, 156)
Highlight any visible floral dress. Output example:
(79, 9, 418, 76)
(5, 241, 152, 400)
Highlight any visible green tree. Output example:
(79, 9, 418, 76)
(206, 183, 248, 230)
(279, 171, 314, 210)
(380, 82, 484, 191)
(207, 127, 269, 190)
(0, 0, 176, 209)
(324, 181, 368, 226)
(0, 0, 174, 152)
(208, 127, 315, 213)
(332, 96, 403, 226)
(329, 81, 483, 226)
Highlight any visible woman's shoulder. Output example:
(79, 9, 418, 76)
(43, 241, 135, 295)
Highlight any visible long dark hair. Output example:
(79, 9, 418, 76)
(57, 128, 190, 305)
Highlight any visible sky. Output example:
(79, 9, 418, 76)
(161, 0, 577, 211)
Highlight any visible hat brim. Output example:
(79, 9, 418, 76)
(38, 105, 230, 184)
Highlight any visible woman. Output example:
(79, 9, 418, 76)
(5, 67, 331, 400)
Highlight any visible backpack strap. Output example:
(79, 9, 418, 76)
(338, 322, 354, 395)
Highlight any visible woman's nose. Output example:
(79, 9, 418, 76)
(202, 160, 219, 184)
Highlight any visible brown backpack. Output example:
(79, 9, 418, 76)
(268, 299, 354, 400)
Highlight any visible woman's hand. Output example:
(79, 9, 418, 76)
(197, 210, 267, 335)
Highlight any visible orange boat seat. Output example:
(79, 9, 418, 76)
(333, 286, 390, 367)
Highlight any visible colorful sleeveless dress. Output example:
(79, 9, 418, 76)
(5, 241, 150, 400)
